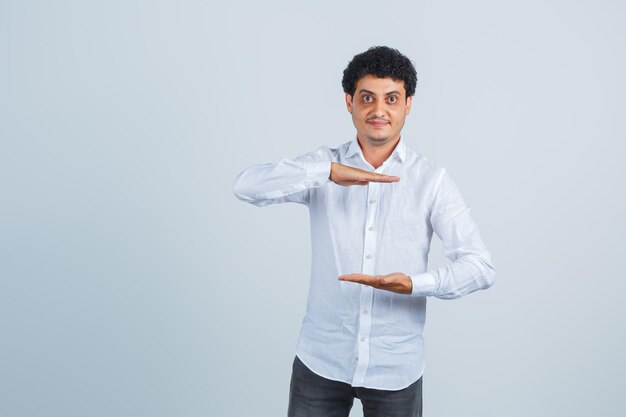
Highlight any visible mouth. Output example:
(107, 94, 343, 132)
(367, 120, 389, 128)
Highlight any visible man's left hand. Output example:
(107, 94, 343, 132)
(338, 272, 412, 295)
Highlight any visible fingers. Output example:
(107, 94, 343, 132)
(331, 162, 400, 186)
(354, 169, 399, 183)
(339, 274, 391, 287)
(339, 273, 411, 294)
(364, 173, 400, 183)
(339, 274, 380, 286)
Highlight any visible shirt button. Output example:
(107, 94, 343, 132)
(366, 254, 372, 260)
(363, 309, 368, 315)
(369, 199, 376, 204)
(368, 226, 374, 232)
(313, 182, 320, 186)
(360, 337, 366, 342)
(354, 356, 359, 361)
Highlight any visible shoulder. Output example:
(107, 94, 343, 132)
(296, 140, 348, 162)
(403, 146, 448, 184)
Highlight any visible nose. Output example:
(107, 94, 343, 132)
(372, 100, 386, 117)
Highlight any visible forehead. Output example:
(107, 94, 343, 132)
(355, 74, 406, 95)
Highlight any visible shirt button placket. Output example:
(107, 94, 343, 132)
(352, 180, 379, 386)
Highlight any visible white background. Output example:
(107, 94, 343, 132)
(1, 1, 624, 416)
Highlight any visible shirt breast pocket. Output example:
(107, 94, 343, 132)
(381, 207, 431, 254)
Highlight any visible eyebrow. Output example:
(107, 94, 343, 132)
(358, 89, 402, 96)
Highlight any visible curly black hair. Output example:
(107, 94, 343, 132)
(341, 46, 417, 98)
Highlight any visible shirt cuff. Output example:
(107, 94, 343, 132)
(304, 161, 332, 188)
(409, 272, 438, 297)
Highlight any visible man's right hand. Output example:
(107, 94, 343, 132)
(329, 162, 400, 186)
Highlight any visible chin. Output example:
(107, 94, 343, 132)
(367, 137, 389, 145)
(366, 135, 390, 143)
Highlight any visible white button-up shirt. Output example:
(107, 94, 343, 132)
(232, 136, 495, 390)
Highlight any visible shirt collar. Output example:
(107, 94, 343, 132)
(344, 136, 407, 163)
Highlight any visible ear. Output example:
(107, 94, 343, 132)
(345, 93, 353, 113)
(405, 95, 413, 115)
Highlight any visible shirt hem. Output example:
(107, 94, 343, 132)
(295, 353, 425, 391)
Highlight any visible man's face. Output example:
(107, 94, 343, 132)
(345, 74, 412, 147)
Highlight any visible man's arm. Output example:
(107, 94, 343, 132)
(232, 148, 400, 207)
(232, 155, 330, 207)
(339, 168, 495, 299)
(410, 167, 495, 299)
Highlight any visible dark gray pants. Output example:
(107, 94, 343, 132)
(288, 355, 423, 417)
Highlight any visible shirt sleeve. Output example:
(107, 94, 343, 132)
(409, 168, 496, 299)
(232, 146, 333, 207)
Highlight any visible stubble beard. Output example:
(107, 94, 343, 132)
(363, 127, 398, 147)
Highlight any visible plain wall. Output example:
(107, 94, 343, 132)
(1, 1, 624, 416)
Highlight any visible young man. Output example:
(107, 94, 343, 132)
(232, 46, 495, 417)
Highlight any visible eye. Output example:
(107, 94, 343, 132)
(387, 96, 398, 103)
(363, 95, 373, 103)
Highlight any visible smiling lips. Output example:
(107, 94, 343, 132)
(367, 119, 389, 128)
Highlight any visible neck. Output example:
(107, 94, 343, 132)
(358, 136, 400, 169)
